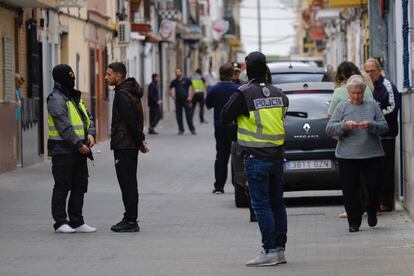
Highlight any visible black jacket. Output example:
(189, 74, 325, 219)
(47, 83, 95, 156)
(148, 81, 160, 107)
(111, 78, 145, 150)
(373, 76, 400, 138)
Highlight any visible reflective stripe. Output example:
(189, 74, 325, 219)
(48, 99, 90, 141)
(238, 140, 281, 148)
(254, 110, 263, 135)
(49, 125, 84, 131)
(49, 134, 84, 141)
(237, 128, 285, 141)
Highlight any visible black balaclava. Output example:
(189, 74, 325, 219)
(245, 51, 267, 80)
(52, 64, 75, 89)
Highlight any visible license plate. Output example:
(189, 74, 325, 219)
(285, 160, 332, 171)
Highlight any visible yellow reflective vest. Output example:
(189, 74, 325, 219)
(237, 83, 288, 148)
(191, 74, 205, 93)
(48, 99, 90, 141)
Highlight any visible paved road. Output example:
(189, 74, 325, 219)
(1, 111, 414, 276)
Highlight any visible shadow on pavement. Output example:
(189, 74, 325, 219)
(285, 195, 343, 207)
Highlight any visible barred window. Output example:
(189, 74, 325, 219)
(3, 37, 14, 102)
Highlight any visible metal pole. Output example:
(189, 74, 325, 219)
(257, 0, 262, 52)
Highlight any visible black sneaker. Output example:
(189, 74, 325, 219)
(110, 219, 140, 232)
(178, 131, 184, 135)
(149, 130, 158, 135)
(367, 213, 377, 227)
(349, 225, 359, 233)
(191, 130, 197, 135)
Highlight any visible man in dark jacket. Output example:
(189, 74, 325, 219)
(206, 63, 239, 194)
(106, 62, 149, 232)
(47, 64, 96, 233)
(148, 73, 162, 134)
(364, 58, 401, 212)
(222, 52, 289, 266)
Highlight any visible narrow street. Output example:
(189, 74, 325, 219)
(0, 112, 413, 276)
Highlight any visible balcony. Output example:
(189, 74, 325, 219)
(328, 0, 368, 8)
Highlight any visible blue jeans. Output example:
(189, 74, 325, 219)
(244, 155, 287, 251)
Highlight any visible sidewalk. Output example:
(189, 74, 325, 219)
(1, 111, 414, 276)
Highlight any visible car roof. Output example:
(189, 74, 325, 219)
(274, 82, 334, 91)
(267, 62, 326, 73)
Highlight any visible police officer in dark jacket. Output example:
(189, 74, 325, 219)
(106, 62, 149, 232)
(47, 64, 96, 233)
(222, 52, 289, 266)
(364, 58, 401, 212)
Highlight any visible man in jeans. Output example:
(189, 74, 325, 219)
(222, 52, 289, 266)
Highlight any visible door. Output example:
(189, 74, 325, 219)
(22, 19, 44, 166)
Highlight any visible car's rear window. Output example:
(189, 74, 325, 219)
(285, 93, 332, 119)
(272, 73, 330, 84)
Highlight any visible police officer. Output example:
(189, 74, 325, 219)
(47, 64, 96, 233)
(191, 68, 207, 124)
(222, 52, 289, 266)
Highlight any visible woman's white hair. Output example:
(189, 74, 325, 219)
(346, 74, 366, 92)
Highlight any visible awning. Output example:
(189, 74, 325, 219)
(316, 9, 342, 20)
(145, 33, 158, 43)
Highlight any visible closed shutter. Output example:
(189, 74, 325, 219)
(3, 37, 14, 102)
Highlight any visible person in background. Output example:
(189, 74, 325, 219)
(364, 58, 401, 212)
(222, 52, 289, 267)
(168, 68, 196, 135)
(106, 62, 149, 233)
(204, 66, 218, 93)
(15, 74, 24, 121)
(47, 64, 96, 233)
(328, 61, 374, 117)
(329, 61, 375, 219)
(191, 68, 207, 124)
(206, 63, 239, 194)
(326, 75, 388, 233)
(232, 62, 243, 85)
(148, 73, 162, 135)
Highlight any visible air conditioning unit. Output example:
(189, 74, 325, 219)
(118, 21, 130, 45)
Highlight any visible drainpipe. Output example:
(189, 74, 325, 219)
(400, 0, 410, 199)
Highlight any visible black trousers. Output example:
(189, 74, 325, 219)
(214, 126, 235, 190)
(379, 138, 396, 208)
(149, 105, 161, 130)
(51, 154, 88, 230)
(175, 100, 195, 132)
(338, 157, 382, 226)
(191, 92, 205, 123)
(114, 149, 139, 222)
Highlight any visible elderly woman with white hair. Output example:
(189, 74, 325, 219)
(326, 75, 389, 233)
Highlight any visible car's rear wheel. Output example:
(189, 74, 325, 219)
(234, 183, 249, 208)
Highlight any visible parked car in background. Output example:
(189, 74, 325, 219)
(232, 81, 340, 207)
(267, 61, 333, 84)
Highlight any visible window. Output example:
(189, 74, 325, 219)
(3, 37, 14, 102)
